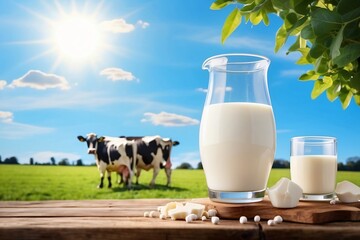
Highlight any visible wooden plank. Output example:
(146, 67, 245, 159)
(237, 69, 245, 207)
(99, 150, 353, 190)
(0, 199, 176, 208)
(0, 217, 259, 240)
(195, 198, 360, 224)
(261, 221, 360, 240)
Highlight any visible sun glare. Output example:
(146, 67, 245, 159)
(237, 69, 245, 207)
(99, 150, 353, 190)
(52, 14, 102, 62)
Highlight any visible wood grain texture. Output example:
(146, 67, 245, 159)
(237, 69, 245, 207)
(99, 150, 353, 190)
(195, 197, 360, 224)
(0, 199, 359, 240)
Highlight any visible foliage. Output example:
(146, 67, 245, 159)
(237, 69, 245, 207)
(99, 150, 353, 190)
(176, 162, 194, 169)
(76, 159, 84, 166)
(272, 159, 290, 168)
(338, 156, 360, 171)
(211, 0, 360, 109)
(0, 156, 19, 164)
(0, 165, 359, 200)
(58, 158, 70, 166)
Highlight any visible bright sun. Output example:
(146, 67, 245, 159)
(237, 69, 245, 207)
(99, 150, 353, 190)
(52, 14, 102, 62)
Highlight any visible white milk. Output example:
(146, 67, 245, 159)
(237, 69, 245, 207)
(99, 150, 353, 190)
(290, 155, 337, 194)
(199, 102, 276, 192)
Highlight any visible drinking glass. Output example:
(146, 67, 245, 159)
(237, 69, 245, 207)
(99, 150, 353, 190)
(290, 136, 337, 201)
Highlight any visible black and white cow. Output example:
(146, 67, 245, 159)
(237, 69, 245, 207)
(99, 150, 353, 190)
(77, 133, 137, 189)
(118, 136, 179, 187)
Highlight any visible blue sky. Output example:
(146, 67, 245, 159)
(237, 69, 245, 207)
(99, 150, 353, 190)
(0, 0, 359, 168)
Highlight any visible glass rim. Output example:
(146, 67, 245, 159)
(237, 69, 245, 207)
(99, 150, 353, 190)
(291, 136, 337, 144)
(202, 53, 270, 72)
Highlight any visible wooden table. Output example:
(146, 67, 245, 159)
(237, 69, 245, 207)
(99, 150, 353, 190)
(0, 199, 359, 240)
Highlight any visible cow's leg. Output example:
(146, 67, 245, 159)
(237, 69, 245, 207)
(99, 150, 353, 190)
(149, 167, 160, 188)
(117, 173, 124, 185)
(165, 167, 172, 187)
(99, 176, 104, 189)
(136, 167, 141, 185)
(97, 161, 107, 188)
(125, 166, 132, 189)
(164, 159, 172, 187)
(107, 170, 112, 188)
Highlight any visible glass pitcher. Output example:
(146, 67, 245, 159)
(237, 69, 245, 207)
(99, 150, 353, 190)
(199, 53, 276, 203)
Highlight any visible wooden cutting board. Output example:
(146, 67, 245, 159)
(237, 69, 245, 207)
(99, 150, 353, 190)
(194, 197, 360, 224)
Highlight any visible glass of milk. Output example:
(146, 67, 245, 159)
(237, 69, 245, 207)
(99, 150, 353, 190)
(200, 54, 276, 203)
(290, 136, 337, 201)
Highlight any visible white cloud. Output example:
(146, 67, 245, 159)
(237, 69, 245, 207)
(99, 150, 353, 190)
(31, 151, 82, 163)
(0, 122, 54, 139)
(137, 20, 149, 29)
(0, 80, 6, 90)
(197, 87, 232, 93)
(0, 111, 13, 123)
(101, 18, 135, 33)
(196, 88, 208, 93)
(100, 67, 136, 81)
(171, 151, 201, 169)
(141, 111, 199, 127)
(9, 70, 69, 90)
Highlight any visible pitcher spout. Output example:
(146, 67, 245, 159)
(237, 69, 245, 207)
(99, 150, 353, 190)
(202, 56, 228, 71)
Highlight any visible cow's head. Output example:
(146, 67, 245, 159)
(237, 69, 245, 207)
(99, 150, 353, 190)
(77, 133, 105, 154)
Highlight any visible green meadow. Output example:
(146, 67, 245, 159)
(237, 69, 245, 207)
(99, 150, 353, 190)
(0, 165, 359, 201)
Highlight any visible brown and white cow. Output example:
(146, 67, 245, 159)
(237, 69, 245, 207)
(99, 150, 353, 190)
(118, 135, 179, 187)
(77, 133, 137, 189)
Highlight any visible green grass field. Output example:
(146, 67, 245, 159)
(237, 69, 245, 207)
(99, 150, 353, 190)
(0, 165, 359, 200)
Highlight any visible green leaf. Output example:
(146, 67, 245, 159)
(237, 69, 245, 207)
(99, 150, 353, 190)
(341, 6, 360, 23)
(300, 37, 306, 48)
(301, 24, 315, 40)
(339, 90, 353, 109)
(272, 0, 293, 10)
(263, 0, 277, 13)
(330, 25, 345, 60)
(310, 8, 342, 36)
(286, 16, 308, 36)
(249, 10, 262, 25)
(287, 35, 300, 53)
(237, 0, 255, 3)
(311, 76, 333, 99)
(299, 70, 319, 81)
(326, 81, 341, 101)
(240, 2, 256, 13)
(354, 94, 360, 105)
(274, 24, 287, 53)
(333, 43, 360, 67)
(210, 0, 234, 10)
(349, 73, 360, 93)
(261, 10, 270, 26)
(294, 0, 311, 15)
(315, 57, 329, 74)
(221, 8, 242, 44)
(337, 0, 360, 15)
(285, 12, 298, 30)
(309, 41, 327, 59)
(296, 48, 314, 64)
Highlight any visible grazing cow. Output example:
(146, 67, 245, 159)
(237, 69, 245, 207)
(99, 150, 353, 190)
(77, 133, 137, 189)
(118, 136, 179, 187)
